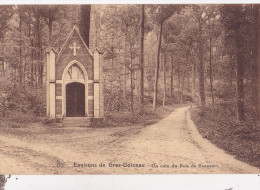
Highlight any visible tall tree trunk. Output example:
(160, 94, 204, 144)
(191, 63, 196, 99)
(36, 22, 43, 86)
(153, 21, 163, 111)
(135, 70, 138, 96)
(235, 37, 245, 122)
(79, 5, 91, 48)
(139, 4, 145, 110)
(170, 55, 174, 104)
(209, 22, 214, 105)
(40, 46, 43, 85)
(253, 5, 260, 120)
(163, 52, 166, 107)
(198, 19, 206, 106)
(130, 57, 133, 112)
(180, 55, 188, 103)
(34, 12, 41, 86)
(0, 61, 3, 78)
(187, 75, 190, 90)
(19, 17, 22, 85)
(180, 66, 187, 104)
(229, 54, 233, 87)
(124, 29, 128, 97)
(177, 62, 181, 95)
(29, 14, 34, 85)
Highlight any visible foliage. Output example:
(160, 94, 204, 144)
(0, 80, 45, 117)
(0, 4, 259, 128)
(149, 4, 184, 24)
(221, 5, 255, 77)
(191, 100, 260, 167)
(0, 6, 14, 41)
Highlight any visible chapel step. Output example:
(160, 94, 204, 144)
(62, 117, 92, 127)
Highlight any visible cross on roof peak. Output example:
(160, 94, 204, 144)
(69, 42, 80, 56)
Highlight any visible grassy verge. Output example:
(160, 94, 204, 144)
(104, 104, 186, 127)
(0, 111, 44, 128)
(190, 102, 260, 168)
(0, 104, 184, 129)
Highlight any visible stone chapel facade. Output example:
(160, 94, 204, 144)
(46, 26, 104, 121)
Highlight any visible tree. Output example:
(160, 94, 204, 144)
(220, 5, 252, 121)
(32, 5, 45, 85)
(162, 16, 183, 104)
(201, 5, 220, 106)
(0, 6, 13, 41)
(91, 5, 103, 48)
(40, 5, 60, 47)
(151, 5, 183, 111)
(139, 4, 145, 111)
(117, 5, 140, 100)
(193, 5, 206, 106)
(79, 5, 91, 47)
(253, 5, 260, 120)
(100, 5, 141, 112)
(162, 8, 199, 104)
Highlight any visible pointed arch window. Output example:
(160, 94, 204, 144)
(64, 64, 84, 81)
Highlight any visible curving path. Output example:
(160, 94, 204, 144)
(0, 107, 259, 174)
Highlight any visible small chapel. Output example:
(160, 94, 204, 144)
(46, 26, 104, 122)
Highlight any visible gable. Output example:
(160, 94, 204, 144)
(55, 26, 94, 80)
(57, 26, 93, 61)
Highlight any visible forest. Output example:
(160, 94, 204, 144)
(0, 5, 260, 165)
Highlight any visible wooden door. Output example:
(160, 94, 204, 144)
(66, 82, 85, 117)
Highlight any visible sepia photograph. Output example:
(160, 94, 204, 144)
(0, 3, 260, 174)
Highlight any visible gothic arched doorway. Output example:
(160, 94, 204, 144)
(62, 60, 88, 117)
(66, 82, 85, 117)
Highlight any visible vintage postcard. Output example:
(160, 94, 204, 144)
(0, 3, 260, 174)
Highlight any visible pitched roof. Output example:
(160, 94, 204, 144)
(56, 25, 93, 62)
(94, 47, 104, 54)
(46, 47, 58, 54)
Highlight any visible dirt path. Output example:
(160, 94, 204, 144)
(0, 107, 259, 174)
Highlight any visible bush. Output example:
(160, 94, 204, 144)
(191, 102, 260, 167)
(0, 81, 46, 118)
(214, 82, 236, 101)
(105, 107, 157, 127)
